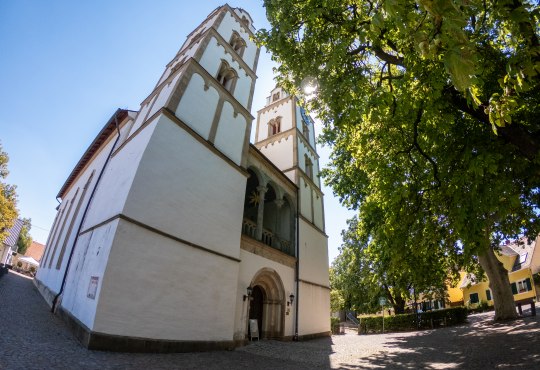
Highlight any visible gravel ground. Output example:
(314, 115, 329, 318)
(1, 271, 539, 369)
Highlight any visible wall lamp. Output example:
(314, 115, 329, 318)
(288, 293, 295, 306)
(243, 286, 253, 301)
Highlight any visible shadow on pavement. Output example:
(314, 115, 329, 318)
(348, 311, 540, 369)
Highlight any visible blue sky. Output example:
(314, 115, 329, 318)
(0, 0, 354, 263)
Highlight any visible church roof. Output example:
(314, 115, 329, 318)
(57, 109, 131, 198)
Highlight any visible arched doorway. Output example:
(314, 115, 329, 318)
(249, 286, 264, 337)
(248, 268, 286, 339)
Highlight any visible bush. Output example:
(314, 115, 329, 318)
(331, 317, 341, 334)
(358, 307, 468, 334)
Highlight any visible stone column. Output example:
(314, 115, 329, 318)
(255, 185, 267, 241)
(274, 199, 284, 249)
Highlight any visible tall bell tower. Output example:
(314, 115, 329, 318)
(36, 5, 263, 352)
(254, 86, 330, 337)
(126, 5, 259, 167)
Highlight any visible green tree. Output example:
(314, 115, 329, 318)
(16, 218, 32, 255)
(259, 0, 540, 321)
(0, 143, 18, 243)
(332, 215, 454, 314)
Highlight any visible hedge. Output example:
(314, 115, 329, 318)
(358, 307, 468, 334)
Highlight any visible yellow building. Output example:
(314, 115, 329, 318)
(461, 236, 540, 308)
(447, 271, 466, 306)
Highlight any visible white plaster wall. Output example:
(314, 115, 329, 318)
(130, 92, 160, 136)
(117, 115, 135, 146)
(283, 168, 296, 184)
(180, 12, 219, 53)
(83, 118, 157, 230)
(232, 8, 256, 33)
(299, 178, 313, 222)
(37, 121, 142, 295)
(257, 100, 294, 142)
(234, 73, 252, 110)
(147, 73, 182, 118)
(214, 101, 247, 165)
(298, 218, 329, 287)
(157, 42, 200, 86)
(198, 37, 222, 77)
(60, 220, 119, 330)
(124, 114, 246, 259)
(93, 219, 239, 341)
(313, 193, 324, 231)
(198, 36, 252, 108)
(217, 10, 258, 71)
(175, 73, 219, 140)
(298, 140, 320, 186)
(258, 134, 294, 171)
(298, 281, 331, 335)
(234, 249, 295, 340)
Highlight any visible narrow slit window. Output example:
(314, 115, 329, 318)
(305, 154, 313, 180)
(302, 121, 309, 139)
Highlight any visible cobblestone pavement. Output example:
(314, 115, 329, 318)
(1, 272, 540, 369)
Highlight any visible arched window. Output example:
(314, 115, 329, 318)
(268, 117, 281, 136)
(216, 61, 238, 92)
(229, 31, 246, 57)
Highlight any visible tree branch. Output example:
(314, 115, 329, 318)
(444, 86, 540, 161)
(412, 104, 441, 191)
(372, 46, 405, 67)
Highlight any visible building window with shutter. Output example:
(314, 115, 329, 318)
(516, 278, 532, 293)
(511, 282, 518, 295)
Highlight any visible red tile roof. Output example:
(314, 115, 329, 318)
(25, 241, 45, 262)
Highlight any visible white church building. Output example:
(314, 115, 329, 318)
(36, 4, 330, 352)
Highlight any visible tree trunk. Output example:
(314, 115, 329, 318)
(477, 247, 518, 321)
(392, 295, 406, 314)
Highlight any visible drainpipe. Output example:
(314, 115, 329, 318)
(294, 186, 300, 341)
(51, 110, 122, 313)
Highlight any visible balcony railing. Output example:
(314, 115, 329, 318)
(242, 218, 257, 239)
(242, 218, 294, 256)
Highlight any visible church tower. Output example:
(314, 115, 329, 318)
(254, 86, 330, 338)
(37, 5, 261, 352)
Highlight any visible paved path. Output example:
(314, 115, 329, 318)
(1, 272, 540, 369)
